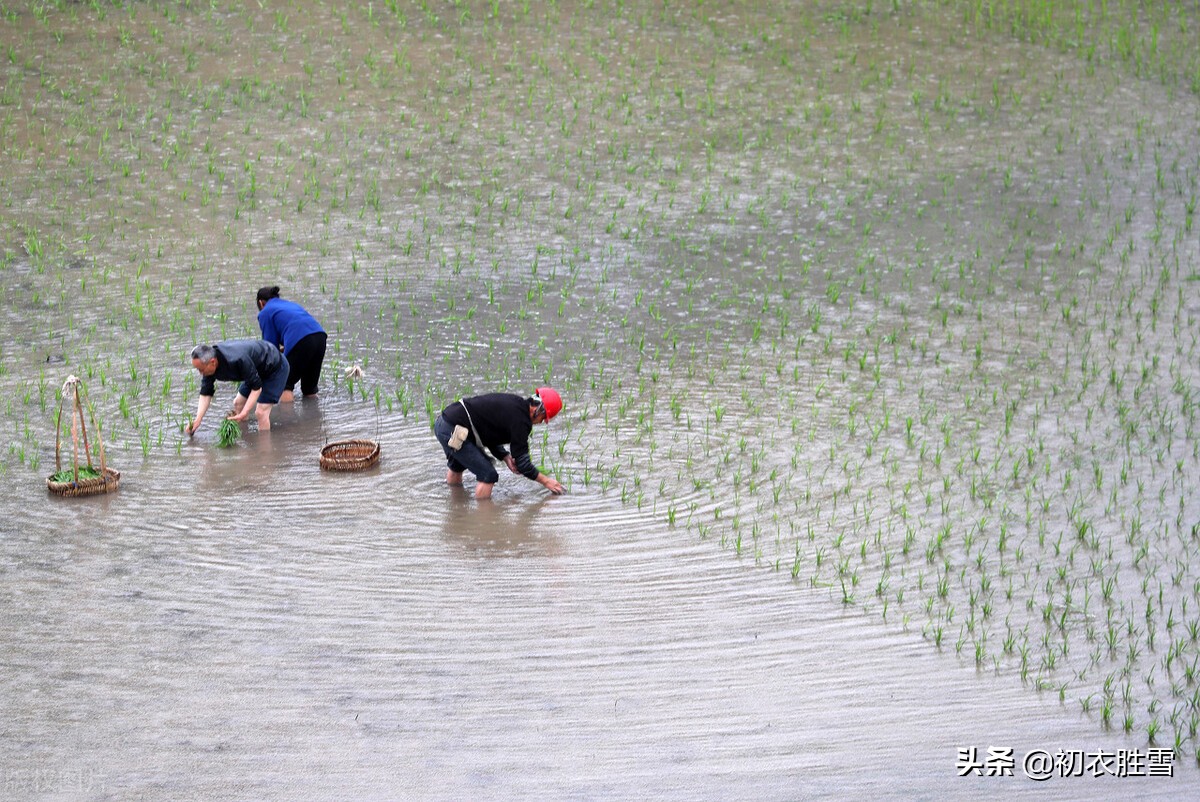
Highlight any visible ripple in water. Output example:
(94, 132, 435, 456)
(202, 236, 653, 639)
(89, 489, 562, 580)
(1, 397, 1180, 798)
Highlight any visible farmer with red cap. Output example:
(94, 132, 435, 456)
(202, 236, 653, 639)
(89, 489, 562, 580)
(434, 388, 565, 499)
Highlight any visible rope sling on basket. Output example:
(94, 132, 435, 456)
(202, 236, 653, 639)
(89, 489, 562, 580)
(319, 365, 381, 472)
(47, 376, 120, 497)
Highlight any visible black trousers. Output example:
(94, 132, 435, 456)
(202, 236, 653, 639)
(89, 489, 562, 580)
(285, 331, 327, 396)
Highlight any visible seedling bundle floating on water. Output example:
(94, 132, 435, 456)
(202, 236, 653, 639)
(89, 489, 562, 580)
(47, 376, 120, 497)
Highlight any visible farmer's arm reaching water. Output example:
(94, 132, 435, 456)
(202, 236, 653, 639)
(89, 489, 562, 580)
(187, 394, 212, 435)
(507, 439, 565, 494)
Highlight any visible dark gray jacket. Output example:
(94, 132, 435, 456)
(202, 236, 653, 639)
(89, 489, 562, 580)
(199, 340, 284, 396)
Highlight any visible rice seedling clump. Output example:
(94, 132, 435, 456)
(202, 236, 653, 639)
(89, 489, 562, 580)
(49, 467, 102, 483)
(216, 418, 241, 448)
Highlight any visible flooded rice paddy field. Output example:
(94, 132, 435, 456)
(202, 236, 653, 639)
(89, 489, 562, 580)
(2, 0, 1200, 797)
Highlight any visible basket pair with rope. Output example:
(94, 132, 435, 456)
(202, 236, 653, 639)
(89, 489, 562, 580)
(47, 376, 120, 497)
(318, 365, 381, 472)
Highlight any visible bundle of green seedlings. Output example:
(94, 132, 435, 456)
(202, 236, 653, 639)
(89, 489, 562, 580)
(49, 466, 102, 483)
(217, 418, 241, 448)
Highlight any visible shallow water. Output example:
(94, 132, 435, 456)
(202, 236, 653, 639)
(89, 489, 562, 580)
(2, 0, 1200, 798)
(0, 400, 1182, 799)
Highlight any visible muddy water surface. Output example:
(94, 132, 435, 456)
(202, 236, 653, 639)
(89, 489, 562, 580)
(0, 400, 1168, 799)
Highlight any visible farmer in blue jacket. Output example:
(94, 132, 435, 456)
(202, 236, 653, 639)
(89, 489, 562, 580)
(256, 286, 327, 402)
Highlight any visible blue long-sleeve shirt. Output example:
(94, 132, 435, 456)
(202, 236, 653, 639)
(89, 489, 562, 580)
(199, 340, 284, 396)
(257, 298, 324, 355)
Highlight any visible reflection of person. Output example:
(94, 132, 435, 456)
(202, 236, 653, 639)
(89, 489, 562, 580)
(434, 388, 565, 499)
(440, 495, 566, 558)
(186, 340, 289, 434)
(256, 286, 327, 402)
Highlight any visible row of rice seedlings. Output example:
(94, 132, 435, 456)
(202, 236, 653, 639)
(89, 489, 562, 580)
(651, 199, 1200, 752)
(966, 0, 1200, 96)
(541, 6, 1200, 755)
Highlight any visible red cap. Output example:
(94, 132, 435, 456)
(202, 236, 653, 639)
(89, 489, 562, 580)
(534, 387, 562, 420)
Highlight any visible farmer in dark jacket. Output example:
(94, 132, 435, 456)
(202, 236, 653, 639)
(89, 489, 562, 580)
(434, 388, 565, 499)
(186, 340, 289, 433)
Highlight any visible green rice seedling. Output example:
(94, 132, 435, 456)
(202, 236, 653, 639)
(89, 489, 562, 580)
(1148, 717, 1162, 743)
(216, 418, 240, 448)
(49, 466, 101, 483)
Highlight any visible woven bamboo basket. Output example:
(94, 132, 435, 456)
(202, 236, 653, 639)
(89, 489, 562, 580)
(319, 438, 380, 471)
(47, 466, 121, 497)
(47, 377, 120, 497)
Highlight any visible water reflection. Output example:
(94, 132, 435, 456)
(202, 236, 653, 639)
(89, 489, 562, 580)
(189, 427, 275, 493)
(185, 395, 336, 489)
(439, 494, 564, 558)
(286, 394, 327, 430)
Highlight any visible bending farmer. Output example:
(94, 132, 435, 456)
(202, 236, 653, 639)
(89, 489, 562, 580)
(434, 388, 565, 499)
(256, 285, 327, 402)
(187, 340, 289, 434)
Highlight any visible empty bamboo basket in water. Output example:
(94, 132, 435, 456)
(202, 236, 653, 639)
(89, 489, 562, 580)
(318, 364, 381, 472)
(319, 438, 380, 471)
